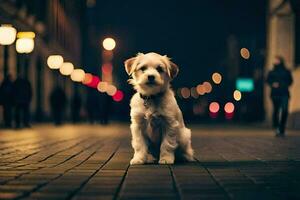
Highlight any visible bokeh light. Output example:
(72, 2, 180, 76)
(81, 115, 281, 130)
(240, 48, 250, 59)
(82, 73, 93, 85)
(97, 81, 108, 92)
(196, 84, 205, 95)
(0, 24, 17, 45)
(86, 76, 100, 88)
(233, 90, 242, 101)
(102, 37, 116, 51)
(209, 102, 220, 113)
(224, 102, 235, 114)
(203, 82, 212, 93)
(47, 55, 63, 69)
(106, 84, 117, 96)
(16, 38, 34, 53)
(59, 62, 74, 76)
(70, 69, 85, 82)
(113, 90, 124, 102)
(181, 87, 190, 99)
(190, 87, 199, 99)
(212, 72, 222, 84)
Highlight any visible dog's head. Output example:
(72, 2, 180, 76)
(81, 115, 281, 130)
(124, 52, 179, 96)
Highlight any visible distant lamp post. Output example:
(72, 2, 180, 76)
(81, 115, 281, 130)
(0, 24, 17, 77)
(47, 55, 64, 69)
(102, 37, 116, 51)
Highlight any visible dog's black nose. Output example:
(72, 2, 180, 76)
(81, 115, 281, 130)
(148, 75, 155, 82)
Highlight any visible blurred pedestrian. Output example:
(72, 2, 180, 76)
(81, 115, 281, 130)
(71, 92, 81, 123)
(0, 74, 14, 128)
(13, 76, 32, 128)
(50, 86, 67, 125)
(267, 56, 293, 136)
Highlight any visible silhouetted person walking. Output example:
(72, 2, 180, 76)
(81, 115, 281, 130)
(13, 76, 32, 128)
(267, 56, 293, 136)
(50, 86, 67, 125)
(0, 74, 14, 128)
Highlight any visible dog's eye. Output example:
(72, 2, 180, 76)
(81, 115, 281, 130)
(140, 66, 147, 72)
(156, 66, 164, 73)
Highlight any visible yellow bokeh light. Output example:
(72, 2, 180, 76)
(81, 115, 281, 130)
(106, 84, 117, 96)
(70, 69, 85, 82)
(59, 62, 74, 76)
(47, 55, 64, 69)
(240, 48, 250, 59)
(16, 38, 34, 53)
(97, 82, 108, 92)
(212, 72, 222, 84)
(0, 24, 17, 45)
(233, 90, 242, 101)
(102, 37, 116, 51)
(181, 87, 190, 99)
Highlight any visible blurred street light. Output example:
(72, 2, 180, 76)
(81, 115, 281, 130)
(59, 62, 74, 76)
(212, 72, 222, 84)
(71, 69, 85, 82)
(16, 32, 35, 53)
(97, 81, 108, 92)
(82, 73, 93, 85)
(47, 55, 64, 69)
(0, 24, 17, 77)
(106, 84, 117, 96)
(181, 87, 190, 99)
(0, 24, 17, 45)
(224, 102, 235, 114)
(102, 37, 116, 51)
(209, 102, 220, 113)
(233, 90, 242, 101)
(240, 48, 250, 59)
(203, 81, 212, 93)
(113, 90, 124, 102)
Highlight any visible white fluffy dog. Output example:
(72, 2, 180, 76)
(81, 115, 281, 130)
(125, 52, 194, 165)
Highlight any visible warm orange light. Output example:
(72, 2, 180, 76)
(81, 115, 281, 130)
(196, 84, 205, 95)
(181, 87, 190, 99)
(224, 102, 235, 114)
(209, 102, 220, 113)
(233, 90, 242, 101)
(203, 82, 212, 93)
(240, 48, 250, 59)
(212, 72, 222, 84)
(82, 73, 93, 85)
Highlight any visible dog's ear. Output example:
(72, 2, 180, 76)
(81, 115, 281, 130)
(124, 57, 136, 75)
(168, 60, 179, 79)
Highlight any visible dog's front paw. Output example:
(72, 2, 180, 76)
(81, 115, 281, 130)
(130, 157, 146, 165)
(159, 157, 174, 164)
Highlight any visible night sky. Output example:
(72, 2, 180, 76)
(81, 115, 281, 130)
(85, 0, 266, 89)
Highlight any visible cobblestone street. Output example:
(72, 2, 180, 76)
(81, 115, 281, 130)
(0, 124, 299, 200)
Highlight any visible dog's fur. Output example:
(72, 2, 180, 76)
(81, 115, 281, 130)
(125, 52, 194, 165)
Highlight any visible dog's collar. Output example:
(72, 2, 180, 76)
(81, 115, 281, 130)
(139, 92, 165, 107)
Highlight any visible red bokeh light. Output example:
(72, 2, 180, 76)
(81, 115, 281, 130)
(209, 102, 220, 113)
(113, 90, 124, 102)
(102, 63, 113, 75)
(224, 102, 235, 114)
(86, 76, 100, 88)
